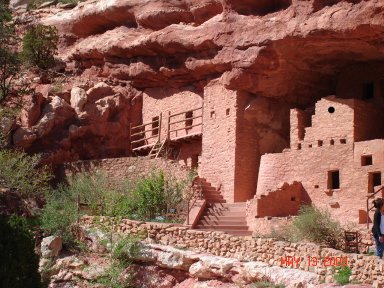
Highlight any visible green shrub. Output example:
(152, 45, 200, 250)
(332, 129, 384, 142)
(288, 205, 343, 249)
(0, 215, 42, 288)
(0, 149, 52, 198)
(41, 173, 107, 245)
(22, 24, 58, 69)
(333, 266, 352, 285)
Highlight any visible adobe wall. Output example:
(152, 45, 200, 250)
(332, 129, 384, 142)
(302, 97, 355, 146)
(142, 87, 203, 145)
(256, 136, 384, 224)
(82, 216, 384, 285)
(201, 82, 237, 202)
(237, 96, 290, 202)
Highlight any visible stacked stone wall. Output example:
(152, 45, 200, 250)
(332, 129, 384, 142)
(82, 216, 383, 284)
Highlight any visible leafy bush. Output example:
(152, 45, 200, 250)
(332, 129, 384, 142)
(41, 173, 107, 245)
(95, 236, 140, 288)
(0, 149, 52, 198)
(288, 205, 343, 249)
(333, 266, 352, 285)
(0, 215, 42, 288)
(22, 24, 58, 69)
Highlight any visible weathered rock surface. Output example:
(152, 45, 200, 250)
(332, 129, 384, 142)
(128, 243, 321, 287)
(41, 236, 63, 258)
(10, 0, 384, 162)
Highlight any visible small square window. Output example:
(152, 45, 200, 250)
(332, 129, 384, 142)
(318, 140, 323, 147)
(297, 143, 302, 150)
(361, 155, 373, 166)
(210, 111, 215, 118)
(291, 197, 296, 201)
(330, 139, 335, 145)
(308, 144, 312, 148)
(226, 108, 230, 116)
(340, 139, 346, 144)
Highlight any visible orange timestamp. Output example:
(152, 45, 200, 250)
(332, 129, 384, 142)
(280, 256, 348, 268)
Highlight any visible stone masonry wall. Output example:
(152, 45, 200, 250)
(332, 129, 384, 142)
(201, 81, 237, 202)
(62, 157, 192, 182)
(81, 216, 384, 285)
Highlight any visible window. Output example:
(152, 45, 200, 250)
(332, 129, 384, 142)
(185, 111, 193, 129)
(151, 116, 159, 136)
(308, 144, 312, 148)
(373, 172, 382, 187)
(328, 106, 335, 113)
(340, 139, 346, 144)
(318, 140, 323, 147)
(330, 139, 335, 145)
(210, 111, 215, 118)
(362, 82, 374, 100)
(327, 170, 340, 190)
(297, 143, 302, 150)
(369, 172, 382, 193)
(361, 155, 373, 166)
(290, 197, 296, 201)
(226, 108, 230, 116)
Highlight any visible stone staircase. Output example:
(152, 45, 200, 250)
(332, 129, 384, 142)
(197, 178, 225, 203)
(194, 177, 251, 236)
(195, 202, 251, 236)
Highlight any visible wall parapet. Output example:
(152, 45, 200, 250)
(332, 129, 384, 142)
(81, 216, 383, 284)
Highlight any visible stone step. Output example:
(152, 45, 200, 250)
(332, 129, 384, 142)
(204, 211, 246, 218)
(206, 206, 246, 213)
(201, 215, 246, 221)
(195, 224, 249, 230)
(200, 219, 248, 226)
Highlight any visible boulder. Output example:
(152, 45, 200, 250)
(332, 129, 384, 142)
(70, 87, 87, 113)
(41, 236, 63, 258)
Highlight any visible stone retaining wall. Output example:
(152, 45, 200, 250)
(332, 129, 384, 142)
(81, 216, 384, 285)
(61, 157, 192, 182)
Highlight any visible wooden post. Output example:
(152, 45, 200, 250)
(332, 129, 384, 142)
(158, 113, 162, 142)
(129, 122, 132, 152)
(167, 111, 171, 140)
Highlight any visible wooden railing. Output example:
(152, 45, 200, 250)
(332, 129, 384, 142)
(366, 186, 384, 229)
(130, 113, 162, 151)
(130, 106, 203, 152)
(167, 106, 203, 140)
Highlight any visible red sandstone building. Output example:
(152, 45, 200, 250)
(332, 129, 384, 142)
(130, 64, 384, 232)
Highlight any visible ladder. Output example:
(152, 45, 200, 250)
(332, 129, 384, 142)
(148, 138, 167, 159)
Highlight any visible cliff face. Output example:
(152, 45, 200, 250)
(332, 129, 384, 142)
(12, 0, 384, 163)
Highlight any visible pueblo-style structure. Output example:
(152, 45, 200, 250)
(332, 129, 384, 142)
(10, 0, 384, 235)
(128, 63, 384, 235)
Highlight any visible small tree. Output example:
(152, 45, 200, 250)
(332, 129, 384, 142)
(0, 3, 20, 103)
(22, 24, 58, 70)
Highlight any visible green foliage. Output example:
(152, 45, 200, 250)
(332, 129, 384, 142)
(0, 3, 20, 103)
(0, 215, 42, 288)
(41, 173, 107, 245)
(333, 266, 352, 285)
(112, 236, 142, 267)
(105, 170, 192, 222)
(22, 24, 58, 70)
(95, 236, 140, 288)
(287, 205, 343, 249)
(0, 149, 52, 198)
